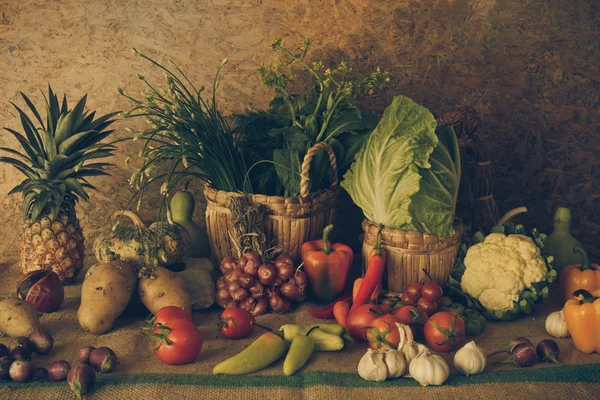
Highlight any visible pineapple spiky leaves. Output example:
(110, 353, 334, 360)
(0, 85, 119, 283)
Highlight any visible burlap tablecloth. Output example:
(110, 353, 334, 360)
(0, 253, 599, 400)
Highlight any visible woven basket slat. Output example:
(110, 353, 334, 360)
(204, 142, 339, 263)
(362, 219, 464, 293)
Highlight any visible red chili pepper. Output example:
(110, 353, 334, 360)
(307, 294, 352, 319)
(351, 225, 386, 312)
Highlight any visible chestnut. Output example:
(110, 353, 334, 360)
(17, 270, 64, 313)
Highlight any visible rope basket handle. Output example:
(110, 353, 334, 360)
(300, 142, 338, 197)
(497, 206, 528, 225)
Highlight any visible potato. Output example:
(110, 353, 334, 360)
(0, 297, 41, 337)
(138, 266, 192, 314)
(78, 261, 137, 335)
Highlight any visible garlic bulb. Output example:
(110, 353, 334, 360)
(454, 341, 486, 376)
(396, 323, 428, 377)
(408, 348, 450, 386)
(358, 349, 387, 382)
(357, 348, 407, 381)
(545, 310, 570, 338)
(382, 349, 407, 379)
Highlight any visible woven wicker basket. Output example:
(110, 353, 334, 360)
(205, 142, 339, 263)
(361, 219, 464, 293)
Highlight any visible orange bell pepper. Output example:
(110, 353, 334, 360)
(301, 225, 353, 303)
(559, 246, 600, 302)
(563, 289, 600, 354)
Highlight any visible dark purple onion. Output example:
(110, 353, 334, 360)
(68, 365, 96, 399)
(536, 339, 560, 364)
(17, 270, 64, 313)
(9, 360, 35, 382)
(78, 346, 96, 365)
(89, 347, 117, 373)
(10, 347, 31, 361)
(48, 360, 71, 382)
(29, 330, 54, 354)
(9, 337, 34, 354)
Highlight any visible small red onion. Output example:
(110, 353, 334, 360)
(29, 330, 54, 355)
(258, 264, 277, 286)
(227, 268, 245, 283)
(228, 281, 242, 295)
(293, 270, 308, 288)
(68, 365, 96, 399)
(216, 277, 228, 289)
(239, 297, 256, 313)
(224, 300, 239, 309)
(237, 272, 254, 288)
(216, 288, 232, 306)
(48, 360, 71, 382)
(219, 257, 238, 275)
(9, 337, 34, 354)
(280, 281, 300, 300)
(9, 360, 35, 383)
(242, 254, 261, 277)
(78, 346, 96, 365)
(232, 288, 249, 302)
(89, 347, 118, 373)
(269, 290, 291, 313)
(248, 280, 264, 299)
(253, 298, 269, 316)
(10, 348, 31, 361)
(274, 256, 294, 280)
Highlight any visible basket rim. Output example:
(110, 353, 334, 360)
(362, 218, 464, 242)
(203, 182, 340, 203)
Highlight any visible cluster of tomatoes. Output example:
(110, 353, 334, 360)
(346, 279, 466, 353)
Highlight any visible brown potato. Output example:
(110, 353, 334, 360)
(78, 261, 137, 335)
(138, 266, 191, 314)
(0, 297, 41, 337)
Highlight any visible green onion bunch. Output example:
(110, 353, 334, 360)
(119, 49, 250, 216)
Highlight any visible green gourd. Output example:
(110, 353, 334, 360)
(542, 207, 583, 273)
(170, 183, 211, 258)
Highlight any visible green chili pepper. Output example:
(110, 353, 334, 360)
(212, 332, 287, 375)
(301, 323, 346, 337)
(283, 327, 318, 376)
(253, 322, 345, 352)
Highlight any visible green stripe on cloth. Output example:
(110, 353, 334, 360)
(4, 363, 600, 391)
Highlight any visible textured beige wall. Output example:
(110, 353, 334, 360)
(0, 0, 598, 255)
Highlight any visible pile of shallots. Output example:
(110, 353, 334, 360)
(216, 253, 308, 315)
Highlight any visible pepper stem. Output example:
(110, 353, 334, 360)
(251, 321, 283, 339)
(574, 289, 597, 304)
(373, 224, 384, 256)
(306, 326, 320, 336)
(321, 224, 334, 254)
(184, 179, 190, 191)
(573, 246, 592, 271)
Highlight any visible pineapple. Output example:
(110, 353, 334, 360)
(1, 85, 118, 283)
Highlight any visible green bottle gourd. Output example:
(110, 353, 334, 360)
(170, 182, 211, 258)
(542, 207, 583, 273)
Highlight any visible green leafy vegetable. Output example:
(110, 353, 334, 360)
(343, 95, 458, 237)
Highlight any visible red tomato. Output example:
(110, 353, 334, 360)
(423, 311, 465, 353)
(365, 314, 402, 349)
(392, 305, 428, 338)
(421, 282, 443, 303)
(154, 319, 203, 365)
(417, 297, 439, 316)
(219, 307, 255, 339)
(347, 304, 390, 340)
(154, 306, 193, 327)
(404, 282, 423, 303)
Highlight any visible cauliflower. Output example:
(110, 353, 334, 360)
(460, 233, 548, 312)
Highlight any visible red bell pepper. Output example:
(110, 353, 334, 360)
(301, 225, 354, 303)
(351, 225, 386, 312)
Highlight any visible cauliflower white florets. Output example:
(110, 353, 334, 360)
(460, 233, 548, 311)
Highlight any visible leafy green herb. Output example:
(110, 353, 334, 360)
(239, 38, 389, 196)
